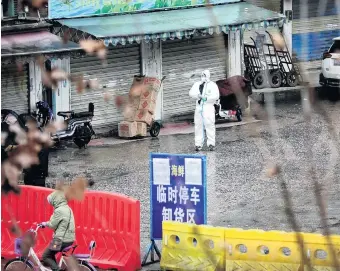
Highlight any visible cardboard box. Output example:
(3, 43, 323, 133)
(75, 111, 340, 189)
(138, 99, 156, 114)
(118, 121, 137, 138)
(138, 89, 158, 114)
(128, 96, 140, 110)
(129, 76, 162, 97)
(144, 77, 162, 92)
(123, 106, 136, 122)
(140, 89, 158, 101)
(129, 76, 145, 97)
(134, 109, 153, 126)
(136, 122, 147, 136)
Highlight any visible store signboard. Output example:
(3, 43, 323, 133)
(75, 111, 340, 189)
(49, 0, 240, 19)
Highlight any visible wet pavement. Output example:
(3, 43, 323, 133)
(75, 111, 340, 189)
(46, 98, 340, 265)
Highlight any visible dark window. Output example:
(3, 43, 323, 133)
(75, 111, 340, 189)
(44, 60, 53, 109)
(329, 41, 340, 53)
(2, 0, 9, 15)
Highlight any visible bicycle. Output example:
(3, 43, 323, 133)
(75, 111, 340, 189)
(4, 224, 97, 271)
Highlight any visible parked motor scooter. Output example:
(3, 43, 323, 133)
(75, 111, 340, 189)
(35, 101, 54, 127)
(215, 76, 253, 122)
(215, 102, 243, 122)
(36, 101, 96, 149)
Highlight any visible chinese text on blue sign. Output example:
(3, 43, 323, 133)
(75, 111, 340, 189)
(150, 153, 207, 240)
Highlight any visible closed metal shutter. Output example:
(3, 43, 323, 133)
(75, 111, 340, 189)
(246, 0, 282, 13)
(1, 63, 29, 114)
(162, 35, 227, 121)
(70, 44, 140, 135)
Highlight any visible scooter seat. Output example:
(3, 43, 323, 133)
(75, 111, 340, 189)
(73, 112, 94, 118)
(57, 111, 74, 118)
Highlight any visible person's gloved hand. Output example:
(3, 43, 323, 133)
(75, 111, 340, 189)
(201, 96, 207, 102)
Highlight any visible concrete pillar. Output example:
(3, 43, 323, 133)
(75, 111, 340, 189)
(228, 29, 252, 116)
(228, 29, 242, 76)
(29, 60, 43, 113)
(141, 39, 163, 121)
(51, 57, 71, 121)
(282, 0, 293, 54)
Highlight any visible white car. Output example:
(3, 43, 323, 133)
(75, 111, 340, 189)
(320, 37, 340, 88)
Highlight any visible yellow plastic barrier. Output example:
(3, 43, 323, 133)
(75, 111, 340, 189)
(224, 229, 340, 270)
(161, 221, 225, 271)
(161, 221, 340, 271)
(224, 229, 303, 270)
(302, 232, 340, 270)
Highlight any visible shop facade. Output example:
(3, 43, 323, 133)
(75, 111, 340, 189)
(292, 0, 340, 80)
(161, 34, 228, 120)
(69, 45, 141, 134)
(52, 0, 286, 134)
(1, 20, 81, 116)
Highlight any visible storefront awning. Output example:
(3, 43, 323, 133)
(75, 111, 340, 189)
(56, 2, 285, 46)
(1, 31, 81, 57)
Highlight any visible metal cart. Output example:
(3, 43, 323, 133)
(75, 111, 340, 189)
(244, 42, 265, 89)
(255, 32, 283, 88)
(120, 76, 166, 139)
(147, 76, 166, 138)
(244, 33, 283, 89)
(265, 31, 303, 87)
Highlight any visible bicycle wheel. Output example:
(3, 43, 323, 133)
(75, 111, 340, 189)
(78, 260, 97, 271)
(4, 258, 34, 271)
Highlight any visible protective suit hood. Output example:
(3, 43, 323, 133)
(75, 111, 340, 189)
(201, 70, 211, 83)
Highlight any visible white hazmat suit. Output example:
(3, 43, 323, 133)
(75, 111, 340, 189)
(189, 70, 220, 150)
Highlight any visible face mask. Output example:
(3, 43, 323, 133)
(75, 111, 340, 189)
(201, 75, 207, 82)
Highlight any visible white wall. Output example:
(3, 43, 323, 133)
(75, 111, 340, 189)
(51, 57, 71, 121)
(228, 29, 242, 76)
(29, 60, 43, 113)
(283, 0, 293, 54)
(141, 40, 163, 121)
(229, 29, 253, 115)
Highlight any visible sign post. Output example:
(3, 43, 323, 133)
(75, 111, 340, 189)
(142, 152, 207, 266)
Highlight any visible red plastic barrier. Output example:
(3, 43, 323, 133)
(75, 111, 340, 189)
(1, 186, 141, 271)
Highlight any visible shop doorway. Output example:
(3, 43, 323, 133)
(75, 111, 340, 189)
(43, 60, 53, 110)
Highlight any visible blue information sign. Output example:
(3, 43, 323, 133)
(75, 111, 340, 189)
(150, 153, 207, 240)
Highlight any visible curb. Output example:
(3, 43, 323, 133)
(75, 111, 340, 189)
(87, 118, 261, 147)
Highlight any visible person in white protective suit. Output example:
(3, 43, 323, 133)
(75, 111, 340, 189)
(189, 70, 220, 151)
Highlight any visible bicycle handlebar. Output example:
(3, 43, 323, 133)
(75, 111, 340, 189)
(31, 224, 44, 234)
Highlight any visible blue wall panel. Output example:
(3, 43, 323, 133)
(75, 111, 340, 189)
(292, 29, 340, 62)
